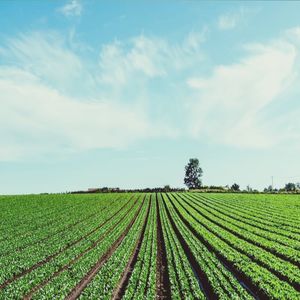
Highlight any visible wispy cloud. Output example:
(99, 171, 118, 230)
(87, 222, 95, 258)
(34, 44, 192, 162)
(59, 0, 82, 17)
(1, 29, 198, 161)
(187, 37, 298, 148)
(97, 33, 205, 87)
(0, 31, 181, 161)
(0, 73, 155, 160)
(3, 32, 84, 93)
(218, 8, 245, 30)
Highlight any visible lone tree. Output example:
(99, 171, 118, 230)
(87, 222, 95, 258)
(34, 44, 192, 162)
(184, 158, 203, 189)
(231, 183, 240, 191)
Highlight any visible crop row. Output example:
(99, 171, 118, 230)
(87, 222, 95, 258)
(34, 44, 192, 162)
(192, 194, 300, 243)
(168, 193, 300, 299)
(0, 194, 123, 248)
(163, 193, 254, 299)
(159, 193, 206, 299)
(0, 194, 84, 241)
(202, 193, 300, 228)
(28, 195, 145, 299)
(0, 194, 133, 286)
(0, 194, 126, 257)
(71, 194, 150, 299)
(122, 194, 157, 299)
(174, 194, 300, 290)
(0, 194, 141, 298)
(181, 193, 300, 266)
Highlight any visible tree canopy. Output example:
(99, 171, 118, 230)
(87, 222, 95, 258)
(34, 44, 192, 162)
(285, 183, 296, 192)
(231, 183, 240, 191)
(184, 158, 203, 189)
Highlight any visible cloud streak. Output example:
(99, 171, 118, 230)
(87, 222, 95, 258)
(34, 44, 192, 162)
(0, 69, 158, 160)
(187, 38, 298, 148)
(217, 8, 246, 30)
(0, 32, 182, 161)
(97, 33, 205, 87)
(59, 0, 82, 17)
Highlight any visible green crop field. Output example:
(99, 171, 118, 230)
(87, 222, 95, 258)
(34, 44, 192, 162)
(0, 192, 299, 299)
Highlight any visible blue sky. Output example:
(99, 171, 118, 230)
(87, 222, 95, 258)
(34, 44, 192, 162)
(1, 1, 300, 194)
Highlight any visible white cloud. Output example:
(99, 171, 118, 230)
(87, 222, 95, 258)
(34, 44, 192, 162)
(184, 28, 208, 51)
(218, 15, 237, 30)
(0, 29, 204, 161)
(285, 27, 300, 43)
(59, 0, 82, 17)
(3, 32, 84, 92)
(218, 8, 245, 30)
(97, 34, 204, 87)
(0, 32, 182, 161)
(0, 69, 160, 161)
(187, 39, 298, 148)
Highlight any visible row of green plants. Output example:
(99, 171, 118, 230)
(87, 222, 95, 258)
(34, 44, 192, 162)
(123, 194, 157, 299)
(159, 193, 206, 299)
(194, 194, 300, 243)
(176, 194, 300, 290)
(0, 194, 91, 243)
(205, 193, 300, 226)
(77, 195, 150, 299)
(164, 193, 253, 299)
(0, 194, 124, 257)
(169, 193, 300, 299)
(0, 195, 140, 298)
(182, 193, 300, 265)
(29, 195, 144, 299)
(0, 194, 130, 285)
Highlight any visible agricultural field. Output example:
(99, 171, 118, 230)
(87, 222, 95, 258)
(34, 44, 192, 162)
(0, 192, 300, 299)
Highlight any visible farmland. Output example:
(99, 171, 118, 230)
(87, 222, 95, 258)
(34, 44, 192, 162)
(0, 192, 299, 299)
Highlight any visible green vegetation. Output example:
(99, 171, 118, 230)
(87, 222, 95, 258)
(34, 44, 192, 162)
(184, 158, 203, 189)
(0, 192, 299, 299)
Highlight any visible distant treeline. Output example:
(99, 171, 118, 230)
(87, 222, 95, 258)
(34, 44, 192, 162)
(69, 185, 237, 194)
(68, 184, 300, 194)
(70, 186, 185, 194)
